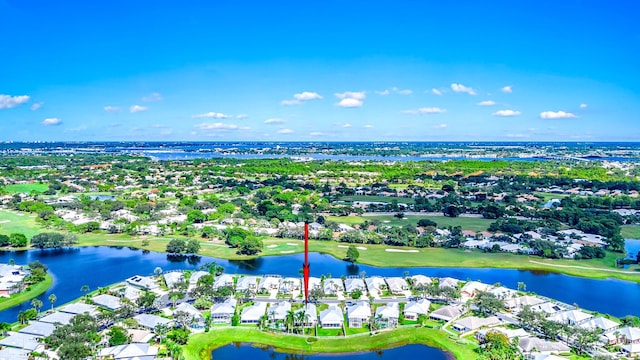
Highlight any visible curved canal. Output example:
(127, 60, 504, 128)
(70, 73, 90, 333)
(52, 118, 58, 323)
(0, 246, 639, 322)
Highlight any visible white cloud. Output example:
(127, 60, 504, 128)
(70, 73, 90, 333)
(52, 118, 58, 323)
(236, 114, 249, 119)
(195, 122, 239, 131)
(280, 99, 301, 106)
(66, 125, 88, 132)
(342, 123, 352, 128)
(277, 128, 293, 134)
(41, 118, 62, 126)
(450, 83, 477, 95)
(580, 103, 588, 109)
(239, 126, 251, 131)
(433, 123, 447, 129)
(477, 100, 496, 106)
(505, 133, 529, 138)
(403, 107, 446, 115)
(375, 90, 390, 95)
(294, 91, 322, 101)
(492, 109, 521, 117)
(335, 91, 366, 100)
(192, 112, 231, 119)
(540, 110, 578, 119)
(142, 92, 162, 102)
(337, 98, 363, 108)
(104, 106, 121, 113)
(130, 105, 148, 113)
(501, 86, 513, 93)
(309, 131, 326, 136)
(431, 88, 443, 96)
(363, 124, 374, 128)
(264, 118, 286, 124)
(0, 94, 30, 110)
(397, 89, 412, 95)
(30, 102, 43, 111)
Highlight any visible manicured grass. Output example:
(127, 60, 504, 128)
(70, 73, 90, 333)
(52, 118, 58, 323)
(622, 226, 640, 239)
(328, 214, 493, 232)
(182, 327, 478, 360)
(0, 209, 42, 238)
(0, 274, 53, 312)
(2, 183, 49, 194)
(338, 195, 415, 204)
(533, 192, 572, 201)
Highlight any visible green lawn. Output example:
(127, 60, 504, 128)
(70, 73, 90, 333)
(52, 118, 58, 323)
(0, 209, 42, 238)
(182, 327, 478, 360)
(622, 226, 640, 239)
(327, 214, 493, 232)
(338, 195, 416, 204)
(3, 183, 49, 194)
(533, 192, 572, 201)
(0, 274, 53, 312)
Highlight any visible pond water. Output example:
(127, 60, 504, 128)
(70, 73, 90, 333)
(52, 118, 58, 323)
(0, 247, 639, 322)
(625, 239, 640, 260)
(210, 343, 452, 360)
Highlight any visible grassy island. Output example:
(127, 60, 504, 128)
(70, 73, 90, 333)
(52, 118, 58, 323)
(183, 327, 477, 360)
(0, 273, 53, 312)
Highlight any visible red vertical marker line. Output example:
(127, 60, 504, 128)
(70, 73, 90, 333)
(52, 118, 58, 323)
(303, 221, 310, 305)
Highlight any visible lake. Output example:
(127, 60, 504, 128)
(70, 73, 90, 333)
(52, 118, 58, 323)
(625, 239, 640, 260)
(210, 343, 452, 360)
(0, 246, 639, 322)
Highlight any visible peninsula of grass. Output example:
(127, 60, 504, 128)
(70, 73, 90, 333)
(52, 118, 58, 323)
(182, 327, 477, 360)
(0, 274, 53, 312)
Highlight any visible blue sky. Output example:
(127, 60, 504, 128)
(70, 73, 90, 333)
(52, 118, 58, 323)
(1, 0, 639, 141)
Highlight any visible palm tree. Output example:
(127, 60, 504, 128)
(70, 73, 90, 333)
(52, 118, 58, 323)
(48, 294, 57, 311)
(17, 311, 26, 325)
(286, 310, 296, 333)
(0, 322, 11, 336)
(80, 285, 90, 300)
(31, 298, 43, 315)
(295, 310, 307, 334)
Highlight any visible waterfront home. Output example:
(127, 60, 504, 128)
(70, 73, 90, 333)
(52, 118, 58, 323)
(546, 309, 593, 326)
(403, 299, 431, 320)
(476, 327, 530, 341)
(240, 302, 267, 324)
(344, 278, 366, 294)
(452, 316, 501, 332)
(174, 302, 205, 328)
(578, 316, 619, 332)
(279, 277, 301, 294)
(188, 270, 210, 290)
(303, 276, 321, 292)
(410, 275, 432, 289)
(385, 277, 409, 295)
(365, 276, 386, 296)
(163, 272, 184, 289)
(518, 337, 571, 354)
(97, 343, 158, 360)
(504, 295, 546, 312)
(375, 303, 399, 328)
(488, 286, 518, 300)
(213, 274, 235, 290)
(59, 303, 99, 317)
(430, 304, 463, 322)
(258, 276, 281, 293)
(121, 285, 143, 302)
(128, 329, 155, 343)
(438, 277, 460, 289)
(460, 281, 491, 299)
(18, 321, 56, 338)
(235, 276, 259, 293)
(296, 303, 317, 327)
(319, 305, 344, 328)
(0, 347, 30, 359)
(323, 278, 344, 296)
(347, 301, 371, 328)
(0, 332, 43, 352)
(210, 298, 237, 324)
(92, 294, 123, 311)
(530, 302, 565, 315)
(0, 264, 29, 297)
(602, 326, 640, 345)
(268, 301, 291, 323)
(39, 311, 75, 326)
(126, 275, 159, 291)
(133, 314, 172, 330)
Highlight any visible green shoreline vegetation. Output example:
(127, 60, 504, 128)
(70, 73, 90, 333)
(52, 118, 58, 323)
(0, 273, 53, 312)
(182, 327, 477, 360)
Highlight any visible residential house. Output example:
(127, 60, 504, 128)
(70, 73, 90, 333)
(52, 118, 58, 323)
(452, 316, 501, 332)
(546, 309, 593, 326)
(188, 270, 210, 290)
(210, 298, 237, 324)
(518, 337, 571, 354)
(213, 274, 235, 290)
(344, 278, 366, 295)
(530, 302, 566, 315)
(365, 276, 386, 296)
(488, 286, 518, 300)
(476, 327, 530, 342)
(18, 321, 56, 338)
(236, 276, 259, 293)
(39, 311, 75, 326)
(296, 303, 317, 328)
(323, 278, 344, 296)
(602, 326, 640, 345)
(0, 332, 43, 352)
(240, 302, 267, 324)
(319, 306, 344, 328)
(268, 301, 292, 323)
(120, 285, 143, 302)
(92, 294, 123, 311)
(303, 277, 321, 292)
(97, 343, 158, 360)
(164, 272, 185, 289)
(410, 275, 432, 289)
(403, 299, 431, 321)
(59, 303, 99, 317)
(347, 301, 371, 328)
(385, 277, 409, 295)
(504, 295, 546, 312)
(430, 305, 463, 322)
(174, 302, 205, 328)
(375, 303, 399, 328)
(133, 314, 172, 330)
(0, 264, 29, 297)
(279, 277, 301, 294)
(438, 277, 460, 289)
(460, 281, 491, 299)
(126, 275, 159, 291)
(0, 347, 30, 359)
(258, 276, 281, 293)
(578, 317, 619, 332)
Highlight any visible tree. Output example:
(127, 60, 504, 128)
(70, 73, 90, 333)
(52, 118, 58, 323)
(81, 285, 90, 299)
(49, 294, 57, 311)
(9, 233, 27, 247)
(187, 210, 207, 223)
(166, 239, 186, 254)
(0, 234, 9, 247)
(237, 236, 263, 255)
(107, 326, 130, 346)
(154, 267, 163, 276)
(345, 245, 359, 263)
(186, 239, 201, 254)
(31, 298, 43, 314)
(351, 288, 363, 300)
(0, 322, 11, 336)
(480, 331, 521, 360)
(475, 292, 504, 316)
(136, 291, 158, 310)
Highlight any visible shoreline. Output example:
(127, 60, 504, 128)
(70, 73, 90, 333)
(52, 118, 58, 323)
(0, 273, 53, 312)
